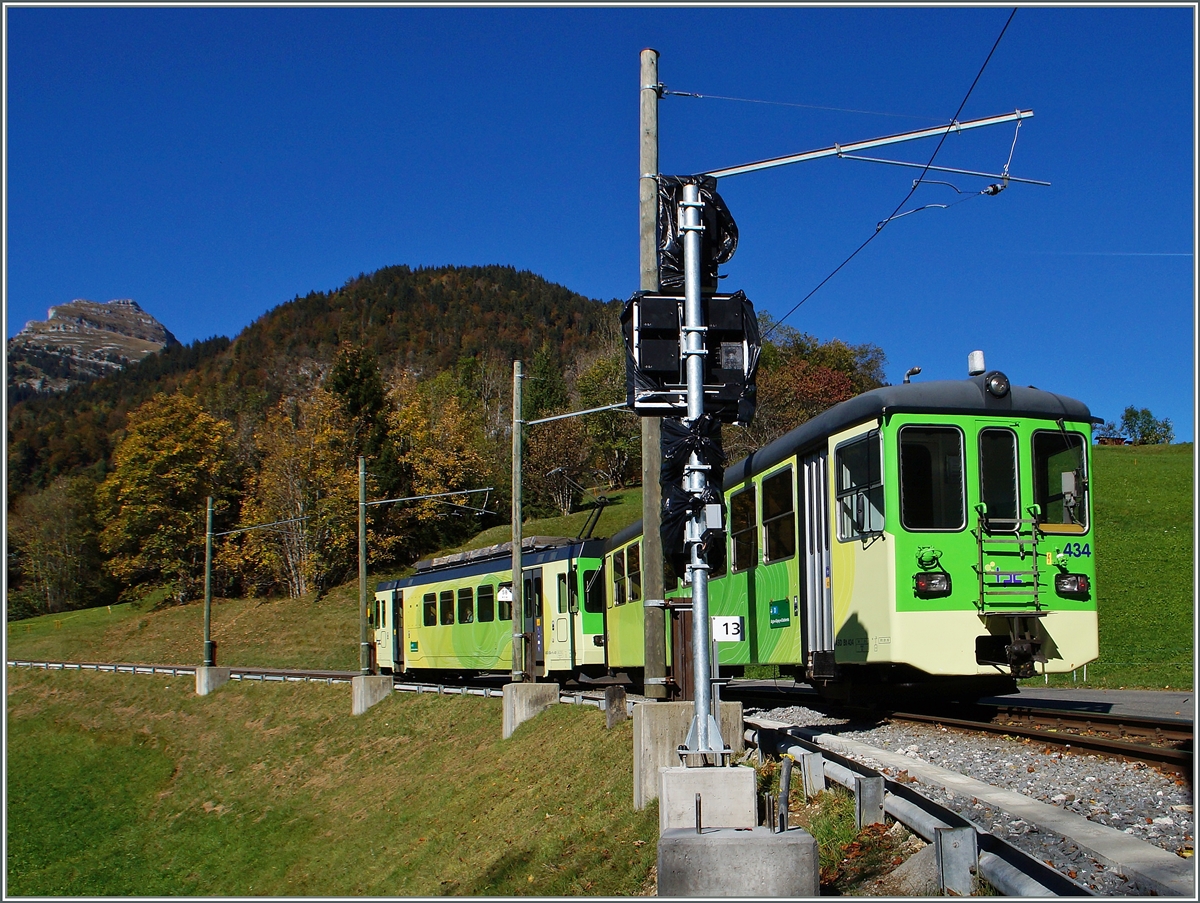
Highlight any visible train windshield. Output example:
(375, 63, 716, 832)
(1033, 431, 1089, 533)
(899, 426, 965, 531)
(582, 569, 605, 613)
(979, 428, 1020, 531)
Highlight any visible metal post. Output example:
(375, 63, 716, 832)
(511, 359, 525, 682)
(639, 47, 667, 699)
(203, 496, 214, 666)
(359, 456, 370, 675)
(680, 181, 724, 758)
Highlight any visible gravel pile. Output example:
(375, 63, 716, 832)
(752, 704, 1194, 895)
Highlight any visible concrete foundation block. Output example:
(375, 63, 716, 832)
(352, 675, 393, 715)
(657, 826, 820, 897)
(855, 773, 885, 828)
(195, 666, 231, 696)
(502, 682, 559, 738)
(633, 701, 744, 810)
(604, 686, 628, 729)
(659, 765, 757, 832)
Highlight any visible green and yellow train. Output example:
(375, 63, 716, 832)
(374, 365, 1099, 700)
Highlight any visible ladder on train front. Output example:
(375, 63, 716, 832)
(972, 504, 1042, 612)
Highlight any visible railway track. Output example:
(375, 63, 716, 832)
(722, 680, 1193, 777)
(889, 707, 1193, 777)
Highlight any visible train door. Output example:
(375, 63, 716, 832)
(373, 588, 399, 672)
(802, 451, 835, 674)
(391, 590, 403, 672)
(576, 562, 607, 667)
(753, 463, 803, 665)
(545, 569, 574, 671)
(523, 568, 545, 676)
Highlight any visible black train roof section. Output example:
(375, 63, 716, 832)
(725, 374, 1093, 489)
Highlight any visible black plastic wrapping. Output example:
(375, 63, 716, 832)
(661, 414, 726, 487)
(657, 175, 738, 291)
(725, 290, 761, 426)
(619, 294, 676, 412)
(659, 415, 727, 576)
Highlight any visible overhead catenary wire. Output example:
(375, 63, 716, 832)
(762, 7, 1019, 340)
(659, 87, 944, 124)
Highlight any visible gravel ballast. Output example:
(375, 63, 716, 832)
(753, 703, 1194, 895)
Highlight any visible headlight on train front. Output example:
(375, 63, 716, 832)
(913, 571, 951, 597)
(1055, 573, 1090, 595)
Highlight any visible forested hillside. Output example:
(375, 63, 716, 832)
(6, 263, 884, 619)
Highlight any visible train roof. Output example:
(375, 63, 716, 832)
(599, 376, 1095, 553)
(725, 374, 1094, 488)
(375, 536, 606, 593)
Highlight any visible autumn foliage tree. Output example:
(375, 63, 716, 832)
(576, 346, 640, 490)
(96, 393, 236, 603)
(389, 376, 494, 553)
(237, 388, 359, 599)
(725, 321, 887, 461)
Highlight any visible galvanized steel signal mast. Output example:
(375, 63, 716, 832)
(629, 48, 1039, 764)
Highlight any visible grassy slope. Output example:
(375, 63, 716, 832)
(1076, 442, 1194, 689)
(6, 668, 658, 896)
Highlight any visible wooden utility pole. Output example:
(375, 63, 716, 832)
(203, 496, 214, 666)
(359, 456, 370, 675)
(511, 359, 526, 682)
(640, 48, 667, 699)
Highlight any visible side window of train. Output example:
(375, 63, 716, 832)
(627, 544, 642, 604)
(498, 582, 513, 621)
(557, 573, 569, 614)
(477, 584, 495, 622)
(836, 430, 884, 540)
(523, 575, 541, 621)
(730, 486, 758, 572)
(762, 467, 796, 563)
(979, 428, 1020, 532)
(440, 590, 455, 626)
(423, 592, 437, 627)
(1032, 430, 1089, 533)
(899, 426, 965, 531)
(611, 550, 626, 606)
(567, 569, 579, 613)
(664, 557, 680, 592)
(457, 587, 474, 624)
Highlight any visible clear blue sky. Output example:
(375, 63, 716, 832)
(5, 5, 1195, 439)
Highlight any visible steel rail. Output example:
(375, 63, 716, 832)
(972, 704, 1193, 742)
(889, 710, 1192, 776)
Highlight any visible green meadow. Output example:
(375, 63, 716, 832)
(6, 669, 658, 896)
(5, 444, 1192, 895)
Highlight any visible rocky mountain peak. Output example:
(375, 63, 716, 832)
(8, 298, 179, 398)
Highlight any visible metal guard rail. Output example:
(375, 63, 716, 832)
(749, 719, 1095, 897)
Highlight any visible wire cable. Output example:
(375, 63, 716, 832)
(661, 88, 943, 123)
(764, 8, 1018, 340)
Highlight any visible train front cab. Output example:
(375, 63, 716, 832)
(828, 412, 1099, 695)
